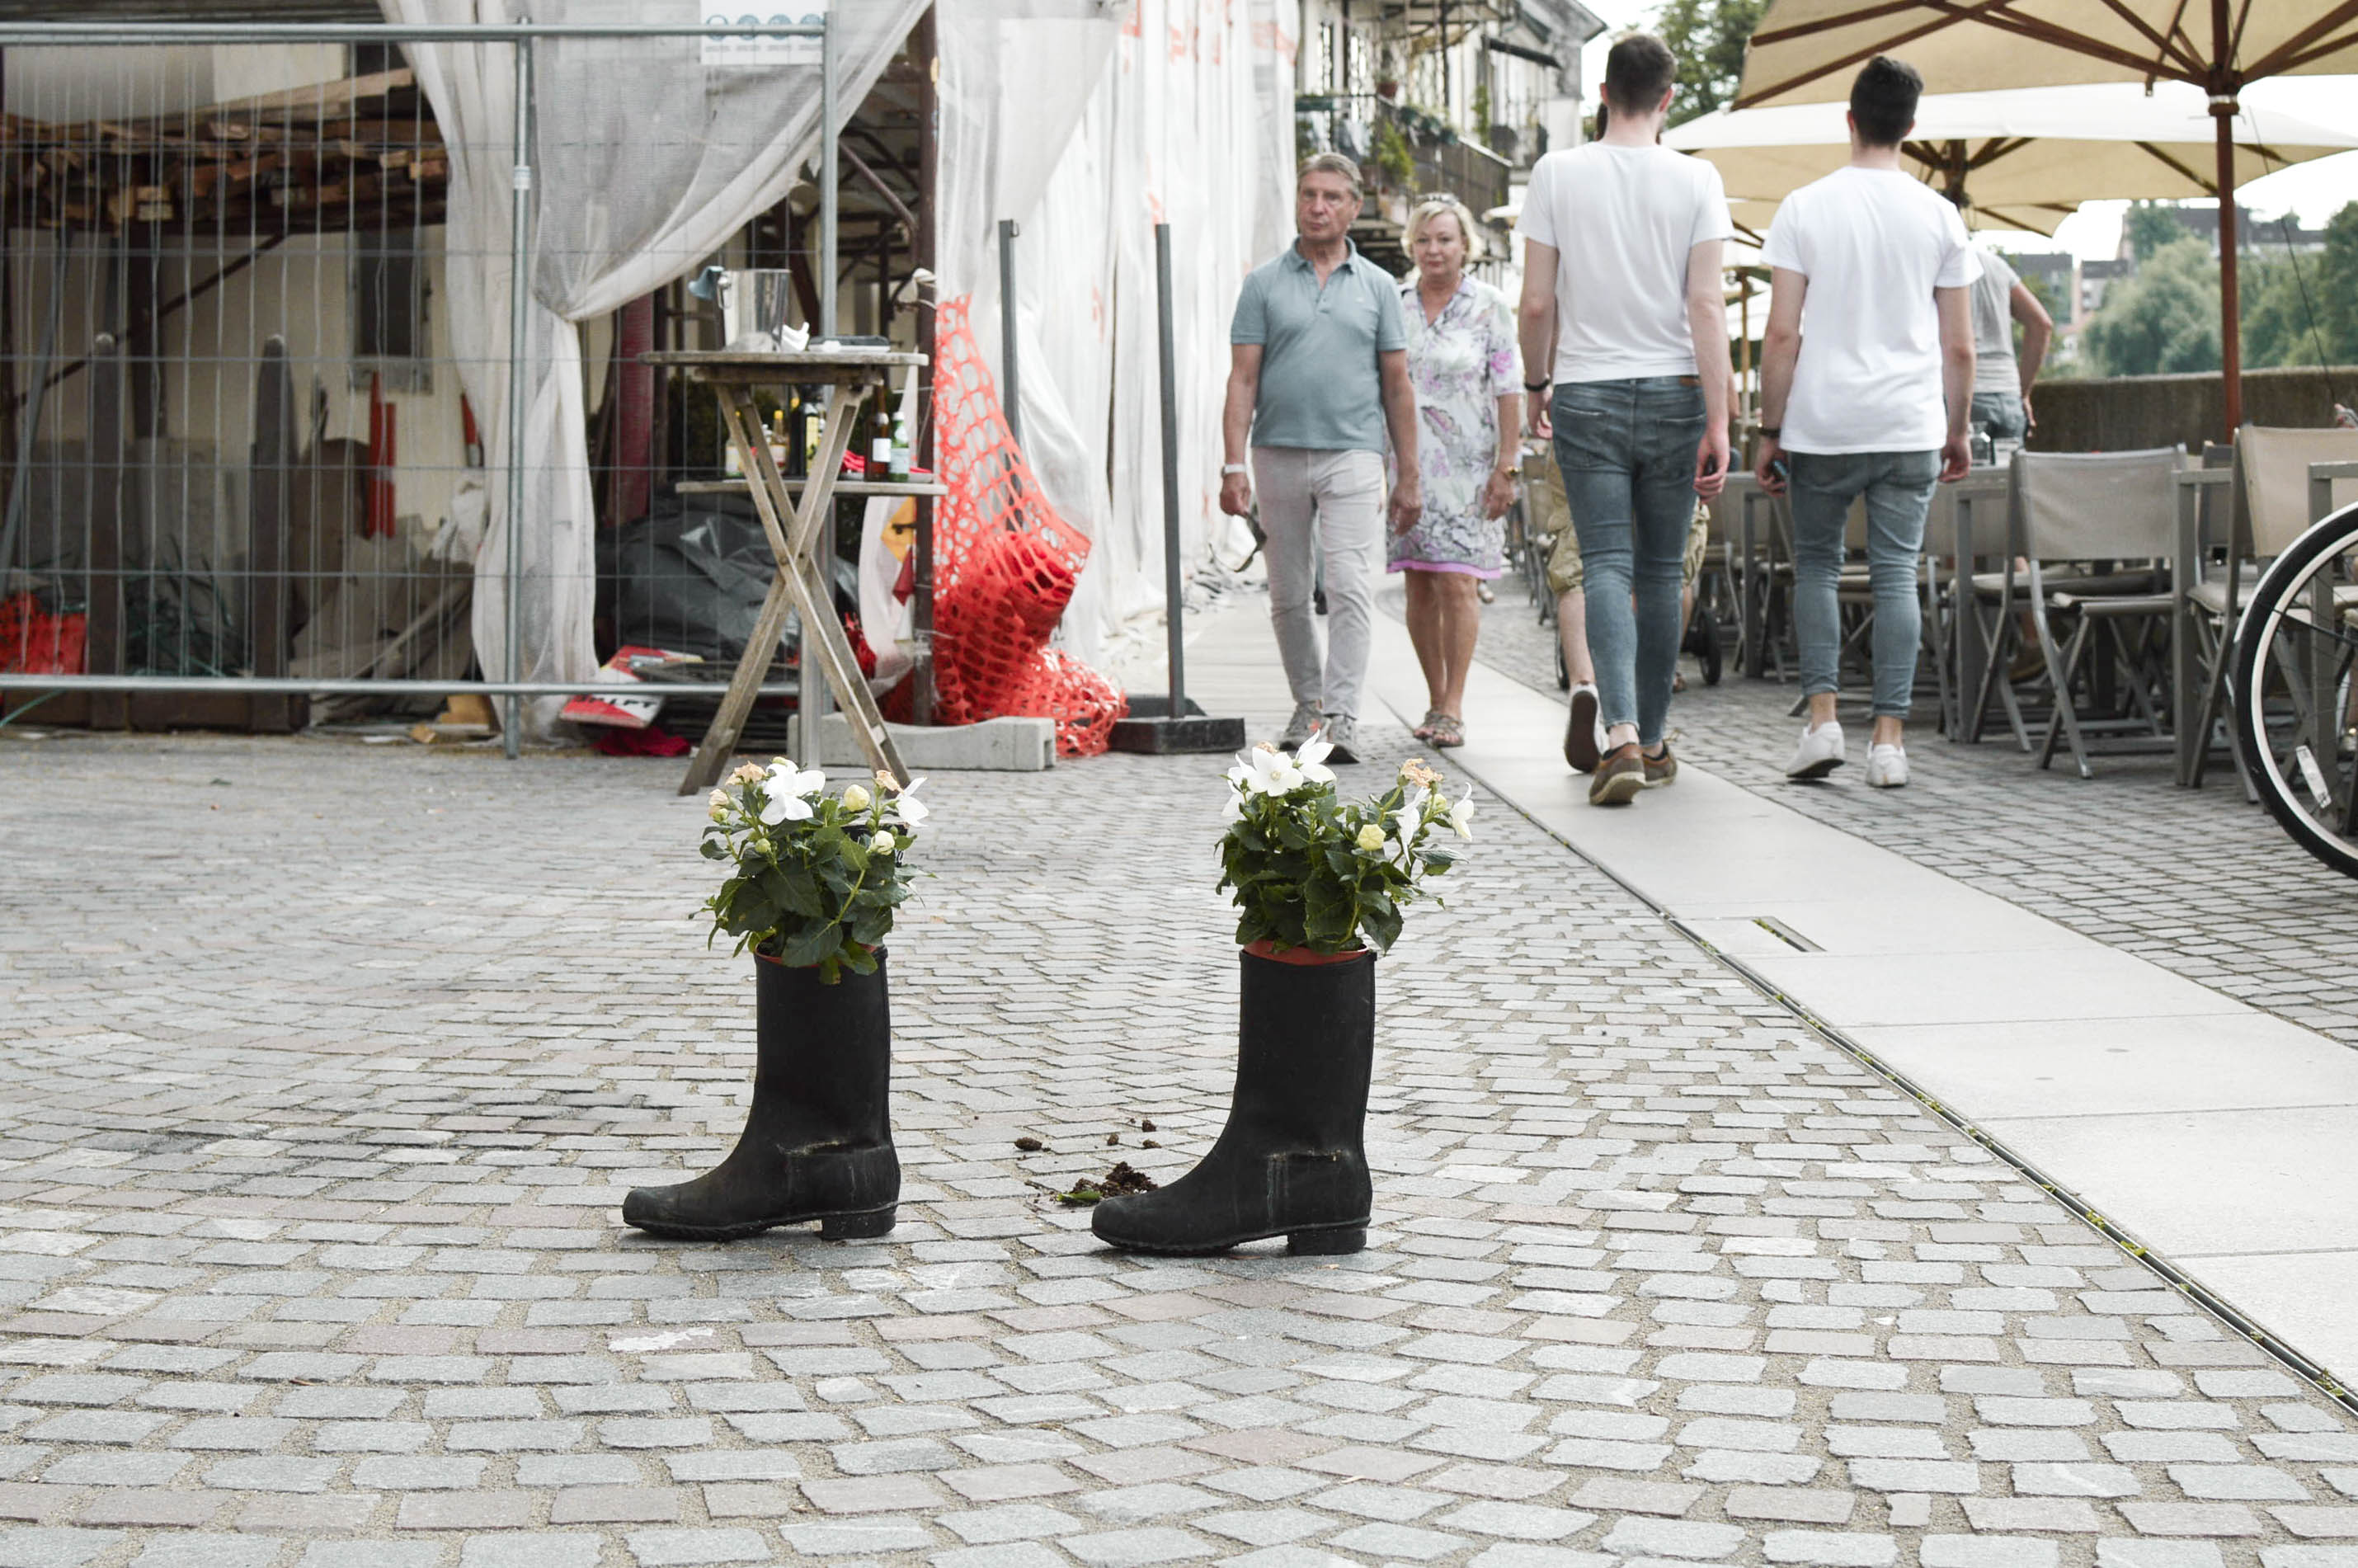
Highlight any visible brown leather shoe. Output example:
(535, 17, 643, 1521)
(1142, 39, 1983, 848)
(1642, 742, 1678, 789)
(1588, 743, 1645, 805)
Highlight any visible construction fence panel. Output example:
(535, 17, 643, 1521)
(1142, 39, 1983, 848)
(0, 20, 912, 757)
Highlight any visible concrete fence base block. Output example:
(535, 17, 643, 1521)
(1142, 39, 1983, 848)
(809, 713, 1057, 772)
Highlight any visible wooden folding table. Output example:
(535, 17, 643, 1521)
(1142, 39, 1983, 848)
(645, 348, 943, 796)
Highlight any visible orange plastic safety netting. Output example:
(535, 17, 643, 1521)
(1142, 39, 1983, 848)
(898, 296, 1126, 757)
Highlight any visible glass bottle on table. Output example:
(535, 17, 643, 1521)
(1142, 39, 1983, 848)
(869, 396, 893, 478)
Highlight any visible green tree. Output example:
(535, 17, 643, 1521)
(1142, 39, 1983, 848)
(2081, 238, 2220, 376)
(2242, 203, 2358, 368)
(2123, 200, 2191, 261)
(1651, 0, 1767, 125)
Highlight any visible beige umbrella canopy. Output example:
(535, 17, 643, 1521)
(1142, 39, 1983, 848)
(1672, 82, 2358, 238)
(1731, 0, 2358, 427)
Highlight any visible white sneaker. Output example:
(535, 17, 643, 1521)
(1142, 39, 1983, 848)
(1866, 743, 1909, 789)
(1785, 720, 1847, 780)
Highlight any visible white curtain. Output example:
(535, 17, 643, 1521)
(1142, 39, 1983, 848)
(938, 0, 1297, 660)
(385, 0, 927, 736)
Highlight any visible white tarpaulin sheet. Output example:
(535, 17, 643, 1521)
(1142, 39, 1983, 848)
(937, 0, 1297, 662)
(384, 0, 926, 736)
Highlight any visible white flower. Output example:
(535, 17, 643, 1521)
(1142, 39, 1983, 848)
(1221, 791, 1245, 824)
(870, 830, 897, 855)
(757, 758, 825, 825)
(1354, 823, 1386, 853)
(1292, 736, 1337, 784)
(1447, 793, 1476, 841)
(1231, 743, 1306, 797)
(729, 761, 765, 784)
(887, 777, 930, 826)
(706, 788, 731, 823)
(1402, 784, 1430, 820)
(842, 784, 872, 812)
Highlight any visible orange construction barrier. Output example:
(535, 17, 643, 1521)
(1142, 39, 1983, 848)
(918, 296, 1125, 757)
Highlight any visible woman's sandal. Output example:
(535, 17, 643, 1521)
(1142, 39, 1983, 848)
(1413, 709, 1446, 741)
(1430, 713, 1466, 749)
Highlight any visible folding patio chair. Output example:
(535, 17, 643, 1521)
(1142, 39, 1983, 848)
(2003, 447, 2187, 778)
(2178, 426, 2358, 788)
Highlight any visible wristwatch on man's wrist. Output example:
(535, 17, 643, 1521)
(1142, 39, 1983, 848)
(1758, 426, 1781, 440)
(1220, 463, 1248, 477)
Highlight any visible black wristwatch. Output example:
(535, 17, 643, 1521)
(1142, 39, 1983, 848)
(1758, 426, 1781, 439)
(1523, 379, 1551, 393)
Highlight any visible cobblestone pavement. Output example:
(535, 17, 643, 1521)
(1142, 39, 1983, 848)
(4, 728, 2358, 1568)
(1422, 579, 2358, 1048)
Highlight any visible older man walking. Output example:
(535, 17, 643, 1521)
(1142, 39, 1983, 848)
(1221, 152, 1421, 764)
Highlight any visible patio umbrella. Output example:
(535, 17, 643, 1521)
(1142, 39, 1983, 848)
(1731, 0, 2358, 429)
(1670, 82, 2358, 239)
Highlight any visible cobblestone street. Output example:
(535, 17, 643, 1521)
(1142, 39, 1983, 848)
(5, 727, 2357, 1568)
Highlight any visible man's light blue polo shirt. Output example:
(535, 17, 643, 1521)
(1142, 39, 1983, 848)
(1231, 240, 1408, 454)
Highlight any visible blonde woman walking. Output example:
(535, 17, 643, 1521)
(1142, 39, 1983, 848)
(1390, 195, 1521, 750)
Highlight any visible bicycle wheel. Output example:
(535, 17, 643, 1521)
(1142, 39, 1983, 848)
(2231, 501, 2358, 880)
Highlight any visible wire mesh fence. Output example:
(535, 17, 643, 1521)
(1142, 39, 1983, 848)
(0, 19, 916, 754)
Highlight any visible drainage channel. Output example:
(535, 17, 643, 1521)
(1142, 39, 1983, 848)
(1448, 750, 2358, 1424)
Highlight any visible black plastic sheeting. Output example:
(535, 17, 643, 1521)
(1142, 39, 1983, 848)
(598, 492, 859, 665)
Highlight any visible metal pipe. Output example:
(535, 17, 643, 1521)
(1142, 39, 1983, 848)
(998, 219, 1022, 450)
(821, 16, 838, 337)
(0, 21, 825, 42)
(1155, 222, 1185, 718)
(504, 34, 533, 759)
(0, 676, 803, 697)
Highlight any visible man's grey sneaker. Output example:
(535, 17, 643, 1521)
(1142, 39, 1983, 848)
(1565, 683, 1602, 773)
(1279, 700, 1322, 751)
(1318, 715, 1361, 765)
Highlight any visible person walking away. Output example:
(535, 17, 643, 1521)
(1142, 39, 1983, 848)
(1391, 195, 1522, 750)
(1755, 55, 1977, 789)
(1966, 239, 2051, 449)
(1221, 152, 1422, 764)
(1518, 32, 1733, 805)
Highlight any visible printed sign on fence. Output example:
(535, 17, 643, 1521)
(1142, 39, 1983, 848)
(700, 2, 827, 67)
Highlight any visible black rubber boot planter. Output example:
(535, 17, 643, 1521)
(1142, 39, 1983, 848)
(1093, 944, 1375, 1255)
(624, 950, 899, 1241)
(628, 756, 926, 1243)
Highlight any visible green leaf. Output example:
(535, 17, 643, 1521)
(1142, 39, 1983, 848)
(776, 921, 840, 969)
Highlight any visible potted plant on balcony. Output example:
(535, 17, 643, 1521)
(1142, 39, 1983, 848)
(621, 757, 927, 1242)
(1093, 743, 1472, 1257)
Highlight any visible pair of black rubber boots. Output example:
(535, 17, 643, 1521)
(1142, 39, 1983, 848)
(619, 949, 1376, 1256)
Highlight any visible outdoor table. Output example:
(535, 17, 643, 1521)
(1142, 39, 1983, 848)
(644, 348, 945, 797)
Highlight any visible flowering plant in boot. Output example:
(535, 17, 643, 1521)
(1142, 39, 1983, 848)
(700, 757, 927, 982)
(1217, 743, 1473, 956)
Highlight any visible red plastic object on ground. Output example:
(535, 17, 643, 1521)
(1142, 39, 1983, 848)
(920, 298, 1126, 756)
(0, 593, 87, 675)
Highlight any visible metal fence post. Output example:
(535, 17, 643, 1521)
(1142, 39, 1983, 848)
(998, 219, 1021, 450)
(820, 15, 837, 337)
(503, 33, 534, 760)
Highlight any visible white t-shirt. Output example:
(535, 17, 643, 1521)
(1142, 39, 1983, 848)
(1969, 247, 2022, 395)
(1761, 167, 1980, 454)
(1518, 143, 1733, 384)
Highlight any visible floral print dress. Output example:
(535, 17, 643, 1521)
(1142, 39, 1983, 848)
(1387, 275, 1520, 579)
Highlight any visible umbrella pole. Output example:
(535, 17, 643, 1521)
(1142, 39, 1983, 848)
(2211, 0, 2243, 435)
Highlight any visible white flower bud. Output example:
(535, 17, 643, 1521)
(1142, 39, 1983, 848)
(841, 784, 872, 812)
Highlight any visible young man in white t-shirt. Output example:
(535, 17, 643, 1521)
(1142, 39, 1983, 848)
(1754, 54, 1977, 790)
(1518, 32, 1733, 807)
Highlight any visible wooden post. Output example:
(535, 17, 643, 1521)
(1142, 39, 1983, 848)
(247, 337, 297, 732)
(86, 336, 125, 731)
